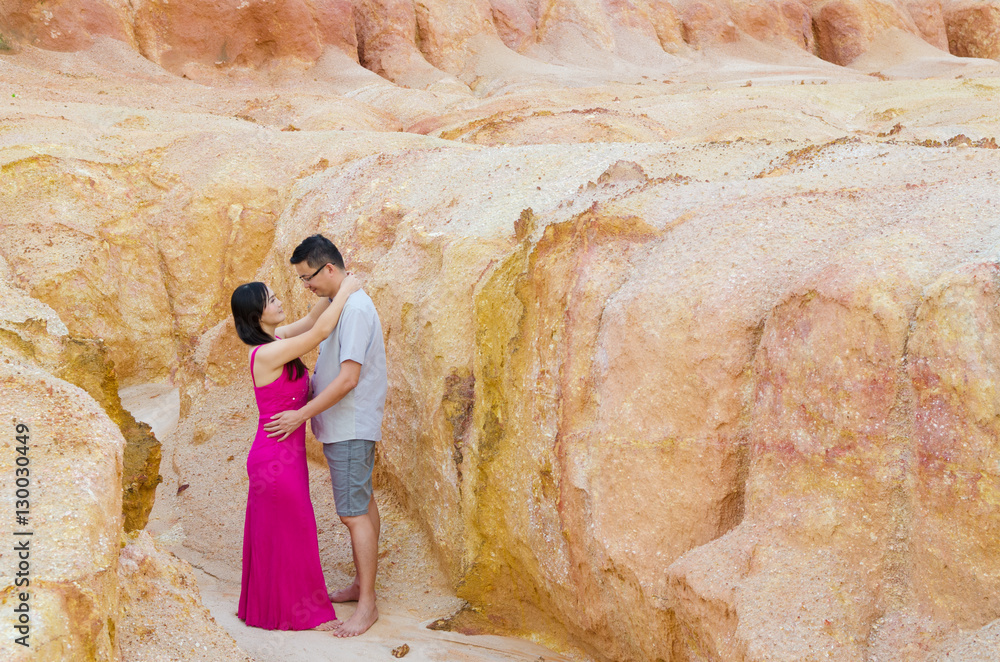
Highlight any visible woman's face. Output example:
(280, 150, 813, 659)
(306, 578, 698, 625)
(259, 287, 285, 326)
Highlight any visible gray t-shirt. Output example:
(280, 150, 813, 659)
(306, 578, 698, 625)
(310, 290, 387, 443)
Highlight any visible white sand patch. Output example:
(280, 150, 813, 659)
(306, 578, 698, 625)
(120, 382, 181, 439)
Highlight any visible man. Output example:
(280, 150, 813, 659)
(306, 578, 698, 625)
(264, 233, 386, 638)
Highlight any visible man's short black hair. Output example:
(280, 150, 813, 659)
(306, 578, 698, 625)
(290, 234, 345, 270)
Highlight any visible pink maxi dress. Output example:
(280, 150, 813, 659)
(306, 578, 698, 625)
(237, 346, 337, 630)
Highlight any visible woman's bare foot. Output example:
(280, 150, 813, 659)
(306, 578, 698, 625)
(333, 604, 378, 637)
(329, 583, 360, 603)
(312, 619, 340, 632)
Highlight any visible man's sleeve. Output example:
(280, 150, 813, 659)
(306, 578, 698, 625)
(338, 307, 372, 366)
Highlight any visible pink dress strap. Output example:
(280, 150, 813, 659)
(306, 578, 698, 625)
(250, 345, 261, 388)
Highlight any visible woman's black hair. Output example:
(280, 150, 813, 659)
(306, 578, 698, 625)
(230, 282, 306, 381)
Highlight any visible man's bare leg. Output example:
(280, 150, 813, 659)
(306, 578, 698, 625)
(329, 497, 380, 604)
(332, 496, 380, 637)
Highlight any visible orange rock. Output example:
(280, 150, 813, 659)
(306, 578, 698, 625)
(7, 36, 1000, 662)
(314, 0, 359, 55)
(118, 531, 249, 661)
(602, 0, 681, 50)
(673, 0, 815, 50)
(531, 0, 680, 56)
(412, 0, 499, 74)
(905, 0, 948, 49)
(57, 338, 163, 533)
(734, 0, 814, 48)
(810, 0, 917, 64)
(677, 0, 738, 47)
(944, 1, 1000, 59)
(909, 263, 1000, 628)
(0, 347, 125, 660)
(535, 0, 618, 51)
(353, 0, 464, 89)
(0, 281, 161, 532)
(488, 0, 537, 51)
(670, 263, 918, 659)
(132, 0, 357, 73)
(0, 0, 134, 51)
(638, 0, 686, 51)
(353, 0, 417, 76)
(205, 135, 1000, 661)
(0, 155, 175, 384)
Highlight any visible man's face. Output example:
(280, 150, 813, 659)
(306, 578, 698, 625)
(294, 261, 338, 297)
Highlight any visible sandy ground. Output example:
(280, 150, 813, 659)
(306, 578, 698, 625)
(195, 568, 575, 662)
(121, 384, 576, 662)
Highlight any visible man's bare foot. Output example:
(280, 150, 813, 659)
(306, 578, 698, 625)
(312, 619, 340, 632)
(329, 583, 360, 603)
(333, 604, 378, 637)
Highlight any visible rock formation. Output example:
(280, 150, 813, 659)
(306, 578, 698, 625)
(132, 0, 359, 74)
(945, 0, 1000, 59)
(0, 281, 160, 530)
(2, 2, 1000, 661)
(0, 282, 242, 660)
(906, 0, 949, 49)
(213, 136, 995, 661)
(0, 285, 122, 661)
(811, 0, 917, 64)
(56, 338, 162, 532)
(117, 531, 251, 661)
(0, 0, 135, 51)
(4, 0, 1000, 80)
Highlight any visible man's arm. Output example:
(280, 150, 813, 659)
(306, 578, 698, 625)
(263, 360, 361, 440)
(274, 297, 331, 339)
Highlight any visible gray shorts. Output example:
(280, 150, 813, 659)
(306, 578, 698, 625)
(322, 439, 375, 517)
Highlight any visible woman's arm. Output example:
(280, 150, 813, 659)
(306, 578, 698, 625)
(253, 275, 363, 376)
(275, 296, 331, 340)
(264, 360, 360, 440)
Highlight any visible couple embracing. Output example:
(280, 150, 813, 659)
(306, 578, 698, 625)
(229, 233, 385, 636)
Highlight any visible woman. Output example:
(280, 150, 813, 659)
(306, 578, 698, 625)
(230, 275, 361, 631)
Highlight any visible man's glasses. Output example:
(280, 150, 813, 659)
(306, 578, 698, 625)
(300, 263, 328, 283)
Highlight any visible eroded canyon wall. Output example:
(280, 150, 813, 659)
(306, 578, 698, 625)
(2, 0, 1000, 77)
(0, 282, 247, 661)
(6, 95, 1000, 661)
(229, 138, 1000, 660)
